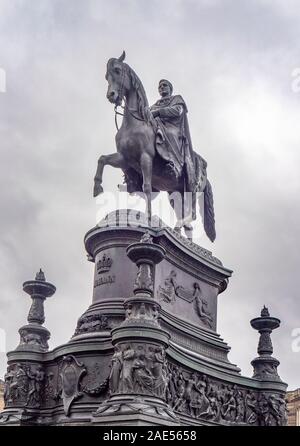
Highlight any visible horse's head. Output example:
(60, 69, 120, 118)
(106, 51, 130, 105)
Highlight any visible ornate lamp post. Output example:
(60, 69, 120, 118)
(17, 269, 56, 352)
(250, 306, 281, 381)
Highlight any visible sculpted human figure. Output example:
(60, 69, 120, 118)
(109, 345, 123, 394)
(206, 384, 221, 421)
(26, 365, 45, 407)
(150, 79, 211, 235)
(208, 392, 220, 420)
(234, 388, 245, 422)
(77, 314, 108, 334)
(222, 385, 238, 421)
(152, 347, 165, 378)
(150, 80, 196, 191)
(182, 372, 202, 415)
(245, 390, 257, 424)
(167, 367, 178, 405)
(257, 393, 270, 426)
(261, 363, 277, 377)
(193, 283, 213, 327)
(203, 375, 212, 396)
(173, 375, 186, 412)
(44, 372, 55, 402)
(140, 231, 153, 244)
(9, 363, 28, 401)
(267, 394, 287, 426)
(150, 347, 167, 397)
(158, 270, 178, 303)
(219, 384, 231, 418)
(193, 374, 210, 418)
(94, 53, 216, 241)
(132, 345, 153, 393)
(3, 366, 15, 404)
(125, 303, 133, 319)
(152, 304, 159, 322)
(119, 344, 135, 393)
(277, 395, 288, 425)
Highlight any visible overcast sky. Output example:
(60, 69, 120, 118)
(0, 0, 300, 390)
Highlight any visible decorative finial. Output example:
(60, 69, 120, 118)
(35, 268, 46, 282)
(261, 305, 270, 317)
(19, 271, 56, 352)
(250, 306, 281, 382)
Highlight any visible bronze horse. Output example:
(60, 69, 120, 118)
(93, 52, 216, 241)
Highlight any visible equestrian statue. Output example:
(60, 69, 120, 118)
(93, 51, 216, 242)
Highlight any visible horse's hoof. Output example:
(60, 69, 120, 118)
(184, 231, 193, 241)
(93, 182, 104, 197)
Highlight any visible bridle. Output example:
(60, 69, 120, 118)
(114, 102, 146, 130)
(111, 64, 146, 130)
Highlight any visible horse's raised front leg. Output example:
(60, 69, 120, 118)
(140, 153, 153, 225)
(93, 153, 125, 197)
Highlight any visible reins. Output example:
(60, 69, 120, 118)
(114, 104, 124, 131)
(114, 100, 146, 130)
(113, 64, 146, 130)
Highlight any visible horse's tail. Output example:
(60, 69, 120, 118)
(201, 180, 216, 242)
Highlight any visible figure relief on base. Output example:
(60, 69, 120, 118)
(158, 271, 214, 328)
(108, 343, 168, 399)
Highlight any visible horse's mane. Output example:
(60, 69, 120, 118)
(107, 57, 154, 124)
(124, 62, 149, 121)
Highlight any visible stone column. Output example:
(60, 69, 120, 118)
(250, 306, 288, 426)
(93, 231, 179, 426)
(1, 271, 56, 421)
(17, 269, 56, 352)
(250, 306, 281, 382)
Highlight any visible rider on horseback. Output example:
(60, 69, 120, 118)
(93, 52, 216, 241)
(150, 79, 208, 216)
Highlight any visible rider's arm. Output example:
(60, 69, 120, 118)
(155, 104, 183, 119)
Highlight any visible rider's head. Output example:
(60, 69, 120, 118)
(158, 79, 173, 97)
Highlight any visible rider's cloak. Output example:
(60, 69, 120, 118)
(150, 94, 197, 192)
(122, 95, 207, 201)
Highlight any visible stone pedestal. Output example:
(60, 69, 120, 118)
(17, 269, 56, 353)
(0, 210, 288, 426)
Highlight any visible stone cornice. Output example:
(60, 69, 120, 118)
(85, 210, 232, 293)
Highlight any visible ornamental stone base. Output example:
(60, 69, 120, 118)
(0, 210, 288, 426)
